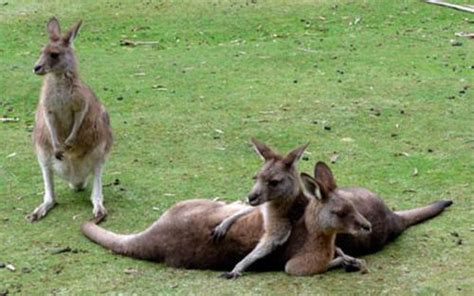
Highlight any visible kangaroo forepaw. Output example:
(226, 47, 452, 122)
(64, 137, 75, 150)
(219, 271, 242, 280)
(211, 225, 228, 243)
(343, 258, 368, 273)
(26, 201, 56, 222)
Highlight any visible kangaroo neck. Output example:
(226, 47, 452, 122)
(264, 188, 307, 221)
(287, 191, 309, 223)
(300, 213, 336, 261)
(46, 70, 79, 89)
(304, 200, 337, 252)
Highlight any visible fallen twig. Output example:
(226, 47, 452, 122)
(49, 247, 72, 255)
(120, 39, 160, 46)
(455, 32, 474, 38)
(297, 47, 318, 53)
(0, 117, 19, 123)
(424, 0, 474, 14)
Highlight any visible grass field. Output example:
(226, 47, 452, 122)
(0, 0, 473, 294)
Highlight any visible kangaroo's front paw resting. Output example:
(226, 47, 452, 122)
(343, 258, 368, 273)
(64, 137, 75, 150)
(211, 225, 227, 243)
(219, 271, 242, 280)
(26, 201, 56, 222)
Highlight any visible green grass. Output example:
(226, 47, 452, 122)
(0, 0, 473, 294)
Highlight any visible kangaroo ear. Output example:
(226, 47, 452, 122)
(250, 138, 276, 161)
(47, 17, 61, 41)
(314, 161, 337, 193)
(300, 173, 324, 201)
(283, 143, 309, 167)
(63, 20, 82, 46)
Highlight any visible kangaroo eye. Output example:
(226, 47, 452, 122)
(268, 180, 280, 187)
(50, 53, 59, 59)
(333, 211, 347, 218)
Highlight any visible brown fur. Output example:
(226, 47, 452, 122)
(27, 17, 112, 222)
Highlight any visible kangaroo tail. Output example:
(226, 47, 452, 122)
(395, 200, 453, 228)
(81, 218, 136, 257)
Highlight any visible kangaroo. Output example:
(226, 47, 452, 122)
(309, 162, 453, 256)
(81, 140, 372, 276)
(211, 138, 310, 279)
(27, 17, 113, 222)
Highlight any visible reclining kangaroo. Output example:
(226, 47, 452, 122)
(214, 160, 453, 259)
(28, 17, 113, 221)
(212, 139, 370, 278)
(309, 162, 453, 256)
(81, 139, 371, 276)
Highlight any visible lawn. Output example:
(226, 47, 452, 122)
(0, 0, 473, 294)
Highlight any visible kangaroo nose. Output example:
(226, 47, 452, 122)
(361, 223, 372, 233)
(248, 193, 260, 205)
(33, 65, 42, 74)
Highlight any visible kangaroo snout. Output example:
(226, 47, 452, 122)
(361, 222, 372, 233)
(33, 64, 45, 75)
(357, 217, 372, 233)
(248, 192, 261, 206)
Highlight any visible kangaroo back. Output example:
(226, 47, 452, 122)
(395, 200, 453, 228)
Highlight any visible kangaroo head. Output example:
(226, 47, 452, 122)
(247, 138, 308, 206)
(33, 17, 82, 76)
(300, 161, 372, 236)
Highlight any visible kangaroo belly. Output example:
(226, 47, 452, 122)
(52, 155, 93, 184)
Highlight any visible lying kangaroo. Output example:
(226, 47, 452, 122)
(81, 140, 371, 276)
(214, 160, 453, 259)
(212, 139, 370, 278)
(28, 17, 113, 221)
(309, 162, 453, 256)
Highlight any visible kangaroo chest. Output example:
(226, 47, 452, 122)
(42, 80, 76, 134)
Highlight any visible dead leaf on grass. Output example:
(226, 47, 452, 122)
(6, 263, 16, 272)
(341, 137, 354, 143)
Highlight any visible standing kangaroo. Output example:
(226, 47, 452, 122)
(27, 17, 113, 222)
(81, 140, 372, 276)
(309, 162, 453, 256)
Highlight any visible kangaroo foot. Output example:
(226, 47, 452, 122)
(93, 204, 108, 220)
(26, 201, 57, 222)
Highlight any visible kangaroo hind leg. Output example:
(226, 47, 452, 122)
(27, 151, 57, 222)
